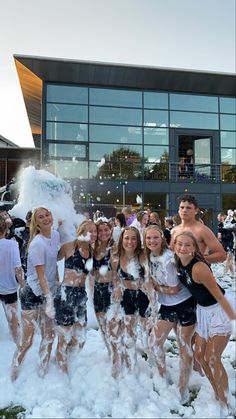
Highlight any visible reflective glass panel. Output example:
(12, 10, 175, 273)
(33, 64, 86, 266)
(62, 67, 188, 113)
(220, 131, 236, 147)
(47, 160, 88, 179)
(144, 92, 168, 109)
(220, 97, 236, 114)
(170, 111, 218, 129)
(221, 148, 236, 165)
(221, 166, 236, 183)
(90, 125, 142, 144)
(144, 110, 168, 127)
(144, 128, 168, 145)
(90, 88, 142, 107)
(46, 122, 88, 141)
(220, 114, 236, 131)
(170, 94, 218, 112)
(90, 106, 142, 126)
(48, 143, 87, 159)
(144, 163, 169, 180)
(144, 146, 169, 163)
(89, 144, 142, 162)
(47, 85, 88, 104)
(89, 161, 142, 180)
(47, 104, 88, 123)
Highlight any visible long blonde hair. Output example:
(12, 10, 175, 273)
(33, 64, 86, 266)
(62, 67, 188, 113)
(28, 207, 53, 246)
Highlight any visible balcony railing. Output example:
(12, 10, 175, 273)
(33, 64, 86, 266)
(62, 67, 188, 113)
(169, 163, 236, 183)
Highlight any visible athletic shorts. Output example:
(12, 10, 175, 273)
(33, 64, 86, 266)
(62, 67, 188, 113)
(196, 293, 235, 340)
(158, 296, 197, 326)
(0, 292, 17, 305)
(93, 282, 112, 313)
(20, 285, 44, 310)
(121, 288, 150, 318)
(54, 285, 87, 326)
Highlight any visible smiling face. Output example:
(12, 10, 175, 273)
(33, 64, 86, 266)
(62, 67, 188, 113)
(145, 227, 163, 254)
(97, 223, 112, 243)
(174, 234, 195, 259)
(122, 229, 138, 254)
(34, 208, 53, 231)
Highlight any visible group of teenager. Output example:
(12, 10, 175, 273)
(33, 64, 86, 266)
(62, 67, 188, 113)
(0, 194, 235, 417)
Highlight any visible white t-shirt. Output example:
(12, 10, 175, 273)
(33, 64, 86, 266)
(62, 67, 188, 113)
(0, 238, 21, 294)
(27, 229, 60, 296)
(149, 249, 191, 306)
(112, 225, 122, 242)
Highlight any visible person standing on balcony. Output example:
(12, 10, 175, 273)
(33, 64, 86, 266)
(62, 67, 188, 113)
(185, 148, 194, 177)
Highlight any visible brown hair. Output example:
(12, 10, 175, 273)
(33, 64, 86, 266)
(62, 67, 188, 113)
(0, 216, 7, 235)
(116, 226, 143, 259)
(144, 225, 168, 259)
(94, 219, 114, 253)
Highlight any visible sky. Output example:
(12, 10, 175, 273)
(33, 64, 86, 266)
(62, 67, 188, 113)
(0, 0, 235, 148)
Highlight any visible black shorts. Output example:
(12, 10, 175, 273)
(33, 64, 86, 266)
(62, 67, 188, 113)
(121, 288, 150, 318)
(158, 296, 196, 326)
(93, 282, 112, 313)
(20, 285, 44, 310)
(0, 292, 17, 305)
(54, 285, 87, 326)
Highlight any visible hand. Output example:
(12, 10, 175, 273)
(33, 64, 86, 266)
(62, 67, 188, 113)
(45, 293, 55, 319)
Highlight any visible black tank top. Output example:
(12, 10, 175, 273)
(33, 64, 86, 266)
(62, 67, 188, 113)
(65, 248, 91, 274)
(177, 257, 225, 307)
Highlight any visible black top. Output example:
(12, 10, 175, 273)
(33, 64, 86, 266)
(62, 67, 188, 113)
(177, 256, 225, 307)
(118, 261, 145, 282)
(65, 248, 91, 274)
(93, 249, 111, 271)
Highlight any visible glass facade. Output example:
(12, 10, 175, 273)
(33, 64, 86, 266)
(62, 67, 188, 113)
(45, 85, 236, 181)
(44, 85, 235, 215)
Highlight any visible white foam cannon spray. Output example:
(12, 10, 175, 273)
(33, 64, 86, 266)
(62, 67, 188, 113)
(9, 166, 98, 328)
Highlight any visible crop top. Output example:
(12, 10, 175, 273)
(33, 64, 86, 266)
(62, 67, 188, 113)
(117, 261, 145, 282)
(65, 248, 91, 274)
(177, 257, 225, 307)
(93, 249, 111, 271)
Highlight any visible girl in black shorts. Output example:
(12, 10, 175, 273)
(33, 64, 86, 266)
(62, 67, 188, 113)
(55, 220, 97, 374)
(93, 220, 115, 355)
(111, 226, 151, 377)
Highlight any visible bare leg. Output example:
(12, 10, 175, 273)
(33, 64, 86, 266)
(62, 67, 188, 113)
(192, 332, 205, 376)
(204, 335, 231, 407)
(38, 308, 55, 377)
(176, 324, 195, 397)
(3, 302, 20, 346)
(11, 309, 38, 381)
(152, 320, 174, 378)
(108, 318, 122, 379)
(123, 314, 138, 371)
(96, 312, 111, 356)
(194, 334, 220, 400)
(55, 325, 73, 374)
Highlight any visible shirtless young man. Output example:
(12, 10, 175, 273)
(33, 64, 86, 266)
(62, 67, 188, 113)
(170, 195, 226, 377)
(171, 195, 226, 264)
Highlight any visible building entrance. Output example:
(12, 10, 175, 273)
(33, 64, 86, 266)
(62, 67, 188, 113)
(178, 134, 212, 180)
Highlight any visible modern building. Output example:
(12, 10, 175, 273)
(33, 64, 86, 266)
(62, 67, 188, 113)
(14, 55, 236, 230)
(0, 135, 40, 186)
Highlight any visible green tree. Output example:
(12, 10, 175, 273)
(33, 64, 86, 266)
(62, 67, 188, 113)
(94, 147, 143, 180)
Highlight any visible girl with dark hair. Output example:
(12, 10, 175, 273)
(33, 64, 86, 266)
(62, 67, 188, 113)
(93, 220, 115, 355)
(112, 212, 126, 243)
(174, 231, 236, 416)
(144, 225, 196, 404)
(111, 226, 150, 377)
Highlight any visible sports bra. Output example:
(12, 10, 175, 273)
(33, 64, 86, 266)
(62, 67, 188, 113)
(93, 249, 111, 271)
(117, 261, 145, 282)
(65, 248, 91, 274)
